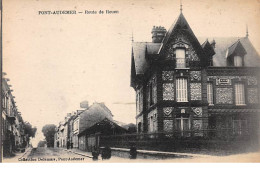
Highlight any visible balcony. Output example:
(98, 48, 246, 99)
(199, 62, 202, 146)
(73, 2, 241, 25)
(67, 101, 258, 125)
(176, 58, 186, 69)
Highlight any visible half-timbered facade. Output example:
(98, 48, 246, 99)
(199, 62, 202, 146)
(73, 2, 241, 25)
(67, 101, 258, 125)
(130, 11, 260, 141)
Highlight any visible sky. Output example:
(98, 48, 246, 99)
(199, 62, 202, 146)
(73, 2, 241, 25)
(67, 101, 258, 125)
(2, 0, 260, 144)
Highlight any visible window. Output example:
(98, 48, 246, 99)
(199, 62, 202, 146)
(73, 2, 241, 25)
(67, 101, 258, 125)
(2, 94, 4, 108)
(150, 83, 154, 105)
(136, 92, 140, 113)
(74, 120, 79, 131)
(235, 83, 245, 105)
(148, 112, 157, 132)
(149, 116, 153, 132)
(148, 78, 156, 106)
(233, 119, 248, 135)
(137, 122, 142, 133)
(234, 56, 242, 66)
(140, 88, 143, 112)
(176, 78, 188, 102)
(176, 49, 186, 68)
(207, 83, 214, 105)
(175, 117, 190, 136)
(146, 84, 150, 108)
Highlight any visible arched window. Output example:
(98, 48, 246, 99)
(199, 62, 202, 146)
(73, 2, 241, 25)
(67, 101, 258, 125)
(234, 55, 242, 67)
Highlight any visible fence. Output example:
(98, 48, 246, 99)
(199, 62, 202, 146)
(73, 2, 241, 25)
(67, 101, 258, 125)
(99, 128, 256, 152)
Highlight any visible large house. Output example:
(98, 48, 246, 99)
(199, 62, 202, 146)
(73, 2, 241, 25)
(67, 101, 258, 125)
(130, 9, 260, 142)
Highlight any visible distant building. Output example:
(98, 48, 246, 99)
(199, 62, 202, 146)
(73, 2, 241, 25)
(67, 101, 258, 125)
(79, 118, 128, 151)
(130, 10, 260, 144)
(59, 122, 65, 148)
(54, 102, 127, 151)
(75, 102, 113, 150)
(72, 110, 84, 148)
(2, 74, 30, 157)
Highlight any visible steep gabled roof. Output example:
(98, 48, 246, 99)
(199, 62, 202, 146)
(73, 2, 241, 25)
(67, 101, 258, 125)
(201, 40, 215, 57)
(240, 37, 260, 67)
(78, 117, 128, 136)
(78, 102, 113, 134)
(158, 13, 204, 59)
(226, 40, 246, 58)
(198, 37, 260, 67)
(131, 12, 205, 82)
(132, 42, 161, 75)
(130, 13, 260, 88)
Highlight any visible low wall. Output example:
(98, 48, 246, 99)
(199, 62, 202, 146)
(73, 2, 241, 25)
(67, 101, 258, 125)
(101, 147, 191, 160)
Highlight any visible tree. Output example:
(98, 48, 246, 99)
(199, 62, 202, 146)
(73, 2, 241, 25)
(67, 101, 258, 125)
(42, 124, 56, 147)
(37, 140, 47, 147)
(24, 122, 37, 138)
(123, 123, 137, 133)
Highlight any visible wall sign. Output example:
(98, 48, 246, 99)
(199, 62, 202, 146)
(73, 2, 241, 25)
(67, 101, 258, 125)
(216, 78, 231, 85)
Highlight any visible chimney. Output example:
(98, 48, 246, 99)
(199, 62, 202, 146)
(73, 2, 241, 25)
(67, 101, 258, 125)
(80, 101, 89, 109)
(210, 39, 216, 49)
(151, 26, 167, 43)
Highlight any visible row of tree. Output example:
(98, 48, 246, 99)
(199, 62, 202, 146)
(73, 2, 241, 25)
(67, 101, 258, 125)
(24, 122, 37, 139)
(41, 124, 56, 147)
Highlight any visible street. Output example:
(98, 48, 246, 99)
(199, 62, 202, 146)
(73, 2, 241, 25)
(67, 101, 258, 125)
(4, 147, 93, 163)
(28, 147, 93, 162)
(3, 146, 260, 163)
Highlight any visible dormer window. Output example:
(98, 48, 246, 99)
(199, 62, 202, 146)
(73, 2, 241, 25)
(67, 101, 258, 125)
(176, 48, 186, 68)
(226, 40, 246, 67)
(234, 55, 242, 67)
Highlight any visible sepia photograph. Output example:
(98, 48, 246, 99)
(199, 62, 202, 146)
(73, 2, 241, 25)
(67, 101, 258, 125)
(1, 0, 260, 164)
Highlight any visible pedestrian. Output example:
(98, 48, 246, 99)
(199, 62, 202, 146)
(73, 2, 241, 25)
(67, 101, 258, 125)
(101, 146, 111, 160)
(129, 144, 137, 159)
(67, 141, 70, 149)
(92, 146, 99, 161)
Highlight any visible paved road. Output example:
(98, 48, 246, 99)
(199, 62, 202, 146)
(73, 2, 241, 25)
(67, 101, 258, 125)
(25, 147, 93, 162)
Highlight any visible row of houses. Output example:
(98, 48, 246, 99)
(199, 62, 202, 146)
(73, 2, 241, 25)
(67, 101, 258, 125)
(54, 101, 129, 152)
(2, 73, 31, 157)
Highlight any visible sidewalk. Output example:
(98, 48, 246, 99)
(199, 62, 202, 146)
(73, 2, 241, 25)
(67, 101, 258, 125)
(3, 147, 33, 163)
(63, 148, 137, 162)
(63, 147, 206, 162)
(64, 148, 93, 158)
(64, 148, 260, 162)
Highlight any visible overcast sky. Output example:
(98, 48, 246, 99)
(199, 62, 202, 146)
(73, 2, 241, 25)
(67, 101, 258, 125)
(2, 0, 260, 144)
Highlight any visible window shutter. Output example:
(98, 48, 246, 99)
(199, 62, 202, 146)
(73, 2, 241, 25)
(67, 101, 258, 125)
(186, 51, 189, 67)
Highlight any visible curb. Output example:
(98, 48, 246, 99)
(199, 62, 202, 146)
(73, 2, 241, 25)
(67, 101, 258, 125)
(64, 149, 93, 159)
(19, 147, 33, 158)
(110, 147, 208, 158)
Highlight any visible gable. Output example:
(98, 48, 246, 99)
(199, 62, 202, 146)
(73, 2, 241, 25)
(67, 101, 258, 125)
(202, 40, 215, 57)
(159, 13, 205, 65)
(162, 31, 201, 62)
(226, 40, 246, 58)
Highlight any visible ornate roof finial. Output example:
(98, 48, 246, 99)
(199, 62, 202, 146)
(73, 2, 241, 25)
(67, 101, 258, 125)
(131, 30, 134, 43)
(180, 0, 183, 13)
(246, 24, 249, 37)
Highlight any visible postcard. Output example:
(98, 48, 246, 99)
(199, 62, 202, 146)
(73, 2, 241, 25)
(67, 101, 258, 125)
(1, 0, 260, 163)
